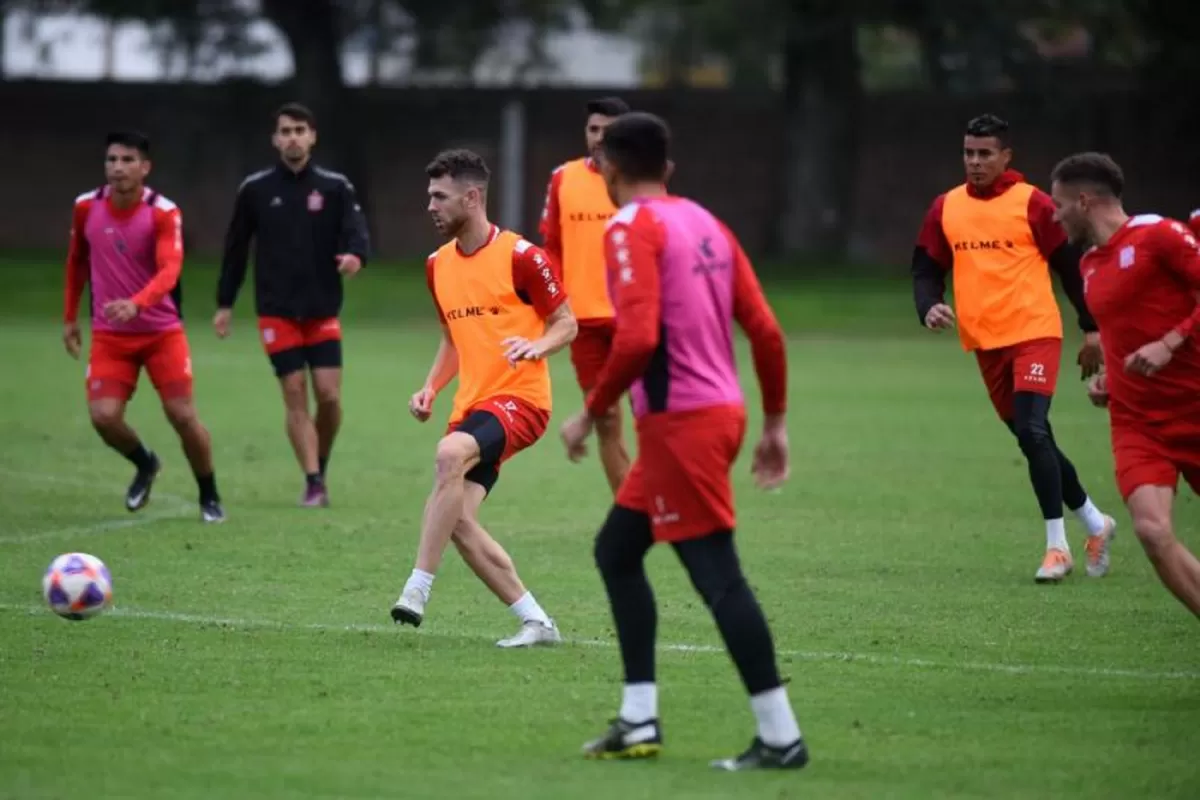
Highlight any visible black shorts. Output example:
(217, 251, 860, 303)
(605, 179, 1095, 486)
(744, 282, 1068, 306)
(270, 339, 343, 379)
(451, 409, 508, 494)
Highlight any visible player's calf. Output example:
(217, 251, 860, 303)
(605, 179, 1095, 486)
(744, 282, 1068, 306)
(88, 397, 160, 512)
(162, 396, 225, 523)
(1128, 486, 1200, 617)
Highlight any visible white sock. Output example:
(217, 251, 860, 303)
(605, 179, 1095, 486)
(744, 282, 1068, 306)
(620, 682, 658, 723)
(1045, 518, 1068, 552)
(509, 591, 550, 625)
(1072, 497, 1108, 535)
(750, 686, 802, 748)
(404, 568, 435, 600)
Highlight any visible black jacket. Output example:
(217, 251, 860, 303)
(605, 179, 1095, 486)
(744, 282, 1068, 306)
(218, 161, 370, 319)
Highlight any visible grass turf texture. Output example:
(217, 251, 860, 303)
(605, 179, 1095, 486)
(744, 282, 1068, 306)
(0, 257, 1197, 799)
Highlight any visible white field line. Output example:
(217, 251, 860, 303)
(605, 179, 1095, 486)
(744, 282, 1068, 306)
(0, 469, 193, 544)
(1, 602, 1196, 682)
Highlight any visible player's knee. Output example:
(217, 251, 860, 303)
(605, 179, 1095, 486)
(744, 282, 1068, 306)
(1013, 419, 1051, 452)
(280, 375, 308, 409)
(162, 400, 197, 431)
(434, 435, 474, 482)
(313, 381, 340, 409)
(88, 403, 123, 431)
(1132, 514, 1175, 560)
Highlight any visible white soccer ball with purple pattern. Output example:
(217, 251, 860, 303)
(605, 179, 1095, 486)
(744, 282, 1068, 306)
(42, 552, 113, 620)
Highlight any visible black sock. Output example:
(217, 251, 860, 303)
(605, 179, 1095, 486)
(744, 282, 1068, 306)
(675, 531, 783, 696)
(196, 473, 219, 504)
(318, 455, 329, 477)
(306, 472, 323, 488)
(123, 443, 156, 473)
(594, 506, 657, 685)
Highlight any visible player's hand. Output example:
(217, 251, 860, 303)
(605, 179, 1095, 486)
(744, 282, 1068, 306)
(1086, 372, 1109, 408)
(1077, 332, 1103, 379)
(102, 299, 139, 323)
(502, 336, 544, 366)
(336, 254, 362, 276)
(409, 387, 436, 422)
(62, 322, 81, 359)
(924, 303, 956, 331)
(559, 410, 594, 463)
(1124, 339, 1173, 377)
(751, 415, 790, 490)
(212, 308, 232, 338)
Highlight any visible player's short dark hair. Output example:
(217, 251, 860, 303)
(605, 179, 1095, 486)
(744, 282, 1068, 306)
(425, 148, 491, 186)
(1050, 152, 1125, 198)
(105, 130, 151, 158)
(586, 96, 630, 118)
(274, 102, 316, 129)
(598, 111, 670, 182)
(965, 113, 1010, 147)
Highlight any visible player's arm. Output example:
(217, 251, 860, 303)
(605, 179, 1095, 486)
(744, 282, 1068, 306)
(1030, 189, 1097, 333)
(537, 168, 565, 275)
(130, 205, 184, 309)
(911, 194, 953, 324)
(216, 181, 256, 310)
(584, 215, 661, 419)
(512, 243, 577, 358)
(423, 255, 458, 392)
(1156, 222, 1200, 351)
(63, 200, 92, 325)
(338, 178, 371, 268)
(723, 223, 787, 418)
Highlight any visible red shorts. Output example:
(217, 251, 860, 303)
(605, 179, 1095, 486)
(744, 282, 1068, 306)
(257, 316, 342, 356)
(570, 319, 616, 392)
(1111, 418, 1200, 501)
(447, 395, 550, 487)
(617, 405, 747, 543)
(86, 328, 193, 402)
(974, 337, 1062, 420)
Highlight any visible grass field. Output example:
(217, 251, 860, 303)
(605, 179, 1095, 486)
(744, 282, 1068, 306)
(0, 257, 1197, 799)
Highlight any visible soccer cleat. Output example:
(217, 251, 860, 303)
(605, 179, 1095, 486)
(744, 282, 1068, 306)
(390, 589, 426, 627)
(301, 483, 329, 508)
(711, 737, 809, 772)
(582, 718, 663, 760)
(125, 453, 162, 512)
(1035, 548, 1074, 583)
(1085, 515, 1118, 578)
(496, 618, 562, 648)
(200, 500, 226, 524)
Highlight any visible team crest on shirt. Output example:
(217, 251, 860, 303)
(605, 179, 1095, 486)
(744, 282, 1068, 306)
(1118, 245, 1135, 269)
(307, 190, 324, 212)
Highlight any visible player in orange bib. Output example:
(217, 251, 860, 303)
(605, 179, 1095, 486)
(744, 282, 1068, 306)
(539, 97, 632, 495)
(390, 149, 579, 647)
(911, 114, 1115, 583)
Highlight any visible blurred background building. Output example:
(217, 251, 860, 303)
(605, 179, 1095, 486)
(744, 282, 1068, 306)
(1, 0, 1196, 267)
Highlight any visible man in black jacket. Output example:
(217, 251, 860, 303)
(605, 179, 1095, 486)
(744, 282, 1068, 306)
(215, 102, 370, 507)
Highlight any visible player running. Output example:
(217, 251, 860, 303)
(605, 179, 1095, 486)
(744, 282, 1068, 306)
(215, 103, 370, 507)
(560, 112, 808, 771)
(539, 96, 632, 495)
(63, 131, 224, 522)
(390, 149, 578, 648)
(911, 113, 1116, 583)
(1051, 152, 1200, 619)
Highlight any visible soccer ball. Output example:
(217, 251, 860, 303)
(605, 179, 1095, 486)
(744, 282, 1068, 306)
(42, 552, 113, 620)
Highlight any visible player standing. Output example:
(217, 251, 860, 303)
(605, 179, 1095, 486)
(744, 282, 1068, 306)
(63, 131, 224, 522)
(214, 103, 370, 507)
(539, 97, 632, 494)
(1050, 152, 1200, 619)
(390, 149, 578, 648)
(560, 112, 808, 770)
(911, 113, 1116, 583)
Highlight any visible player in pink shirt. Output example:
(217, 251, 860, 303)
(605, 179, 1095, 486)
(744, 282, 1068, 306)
(63, 131, 224, 522)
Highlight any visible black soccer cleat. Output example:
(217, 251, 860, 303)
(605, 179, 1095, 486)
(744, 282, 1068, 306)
(582, 718, 663, 760)
(711, 736, 809, 771)
(200, 499, 226, 524)
(125, 453, 162, 512)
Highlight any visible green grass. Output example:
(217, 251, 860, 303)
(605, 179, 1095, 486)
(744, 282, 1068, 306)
(0, 259, 1197, 799)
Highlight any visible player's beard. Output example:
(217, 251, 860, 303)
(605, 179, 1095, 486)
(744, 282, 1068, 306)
(436, 214, 465, 240)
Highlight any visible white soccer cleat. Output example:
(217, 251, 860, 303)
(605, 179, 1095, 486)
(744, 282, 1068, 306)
(1035, 548, 1074, 583)
(1085, 515, 1118, 578)
(496, 618, 562, 648)
(390, 588, 426, 627)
